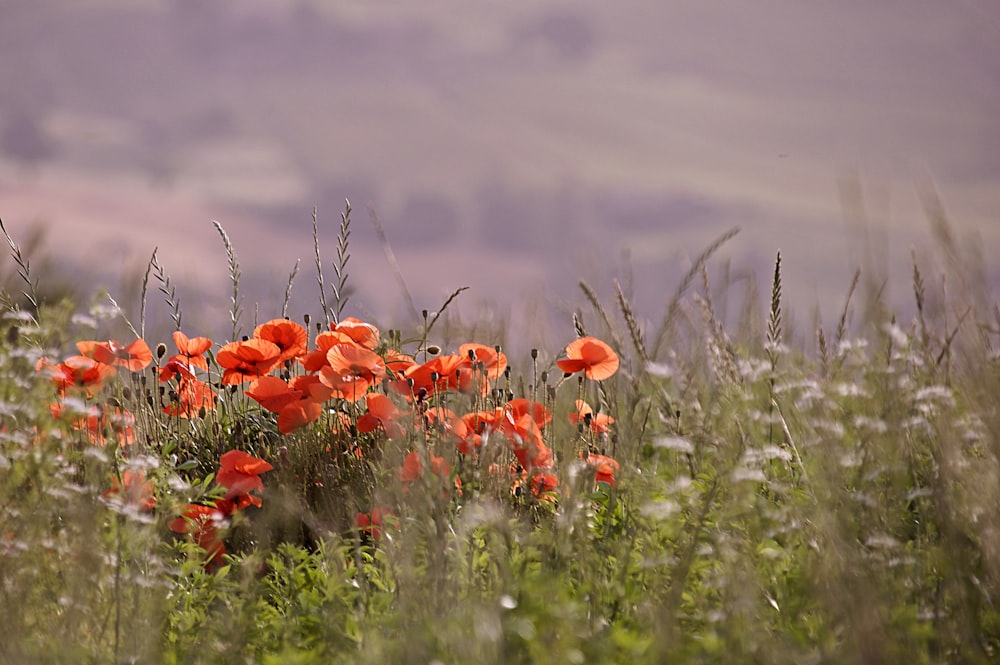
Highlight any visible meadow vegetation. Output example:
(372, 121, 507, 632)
(0, 200, 998, 664)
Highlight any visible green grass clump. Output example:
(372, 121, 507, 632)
(0, 207, 998, 665)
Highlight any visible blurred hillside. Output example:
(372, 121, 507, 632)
(2, 0, 998, 347)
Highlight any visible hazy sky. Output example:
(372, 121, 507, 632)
(2, 0, 998, 347)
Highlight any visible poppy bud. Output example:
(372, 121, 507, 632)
(530, 348, 538, 360)
(198, 406, 207, 419)
(426, 344, 441, 356)
(156, 343, 167, 359)
(121, 387, 132, 401)
(540, 371, 548, 383)
(303, 313, 311, 326)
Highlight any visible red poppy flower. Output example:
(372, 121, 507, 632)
(299, 330, 355, 372)
(581, 452, 620, 487)
(103, 469, 156, 511)
(318, 343, 386, 402)
(39, 356, 118, 397)
(170, 502, 229, 566)
(158, 356, 198, 382)
(254, 318, 308, 363)
(245, 375, 303, 413)
(506, 414, 554, 471)
(330, 317, 381, 350)
(396, 353, 466, 398)
(569, 399, 615, 434)
(529, 472, 560, 500)
(246, 374, 331, 434)
(505, 399, 552, 428)
(452, 410, 502, 455)
(458, 343, 508, 380)
(422, 406, 469, 450)
(216, 449, 273, 506)
(357, 393, 407, 440)
(77, 405, 135, 446)
(355, 507, 396, 540)
(216, 338, 282, 385)
(161, 330, 212, 376)
(164, 377, 216, 418)
(79, 338, 153, 372)
(325, 343, 386, 381)
(173, 330, 212, 358)
(384, 349, 416, 376)
(400, 450, 452, 489)
(556, 336, 619, 381)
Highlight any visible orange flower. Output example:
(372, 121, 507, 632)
(422, 406, 467, 449)
(164, 377, 216, 418)
(581, 452, 620, 487)
(458, 342, 507, 381)
(319, 343, 386, 402)
(384, 349, 416, 377)
(245, 375, 330, 433)
(77, 405, 135, 446)
(569, 399, 615, 434)
(529, 472, 560, 500)
(355, 507, 396, 540)
(505, 398, 552, 428)
(556, 336, 619, 381)
(216, 449, 273, 508)
(330, 317, 381, 350)
(278, 399, 325, 435)
(158, 356, 198, 382)
(357, 393, 407, 440)
(161, 330, 212, 375)
(245, 375, 303, 413)
(79, 338, 153, 372)
(39, 355, 118, 397)
(216, 338, 282, 385)
(299, 331, 355, 372)
(505, 413, 554, 471)
(254, 318, 308, 363)
(103, 469, 156, 511)
(400, 450, 452, 489)
(396, 353, 466, 398)
(170, 502, 230, 567)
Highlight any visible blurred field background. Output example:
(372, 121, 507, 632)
(2, 0, 998, 346)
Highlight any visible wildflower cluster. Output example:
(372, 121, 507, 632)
(37, 314, 622, 563)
